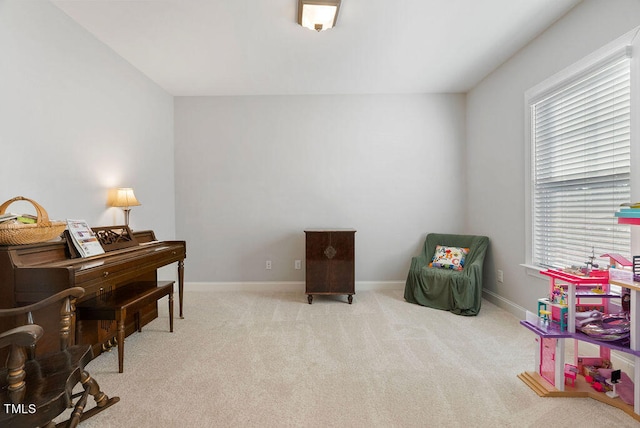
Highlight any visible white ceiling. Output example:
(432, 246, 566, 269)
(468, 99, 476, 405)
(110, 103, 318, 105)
(51, 0, 581, 96)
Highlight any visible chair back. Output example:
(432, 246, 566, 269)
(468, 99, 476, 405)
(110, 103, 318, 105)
(0, 287, 97, 428)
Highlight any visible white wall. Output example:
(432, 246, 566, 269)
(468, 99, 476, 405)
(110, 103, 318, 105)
(0, 0, 175, 239)
(10, 0, 638, 304)
(466, 0, 640, 314)
(175, 94, 466, 283)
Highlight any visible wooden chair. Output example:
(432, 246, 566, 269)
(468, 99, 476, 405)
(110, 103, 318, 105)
(0, 287, 119, 428)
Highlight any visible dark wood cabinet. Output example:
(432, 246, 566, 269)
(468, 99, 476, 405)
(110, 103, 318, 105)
(304, 229, 355, 304)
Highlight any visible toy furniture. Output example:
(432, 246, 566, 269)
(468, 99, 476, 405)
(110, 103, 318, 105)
(0, 287, 118, 427)
(404, 233, 489, 315)
(564, 363, 578, 386)
(601, 253, 632, 269)
(538, 308, 551, 322)
(537, 298, 568, 331)
(519, 269, 640, 422)
(606, 369, 622, 398)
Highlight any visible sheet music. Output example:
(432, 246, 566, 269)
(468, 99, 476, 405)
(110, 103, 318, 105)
(66, 219, 105, 258)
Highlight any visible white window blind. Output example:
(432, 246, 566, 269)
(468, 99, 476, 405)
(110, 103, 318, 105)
(530, 54, 631, 269)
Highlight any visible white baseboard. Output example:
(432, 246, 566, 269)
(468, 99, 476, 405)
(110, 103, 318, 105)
(482, 289, 528, 319)
(185, 280, 405, 293)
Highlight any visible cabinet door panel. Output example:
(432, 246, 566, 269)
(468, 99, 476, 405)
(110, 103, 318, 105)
(306, 260, 329, 293)
(328, 261, 354, 293)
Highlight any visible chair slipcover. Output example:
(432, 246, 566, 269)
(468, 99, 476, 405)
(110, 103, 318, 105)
(404, 233, 489, 316)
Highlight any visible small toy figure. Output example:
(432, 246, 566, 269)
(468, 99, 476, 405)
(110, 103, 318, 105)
(622, 289, 631, 313)
(551, 285, 566, 305)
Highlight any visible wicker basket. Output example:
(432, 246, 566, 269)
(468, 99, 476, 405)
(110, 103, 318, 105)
(0, 196, 66, 245)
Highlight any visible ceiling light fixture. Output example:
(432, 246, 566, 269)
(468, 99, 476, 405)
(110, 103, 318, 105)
(298, 0, 341, 32)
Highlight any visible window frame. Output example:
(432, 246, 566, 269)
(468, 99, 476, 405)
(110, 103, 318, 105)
(524, 27, 640, 277)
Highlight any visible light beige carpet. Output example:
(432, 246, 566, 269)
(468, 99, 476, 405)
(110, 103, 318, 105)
(63, 289, 637, 427)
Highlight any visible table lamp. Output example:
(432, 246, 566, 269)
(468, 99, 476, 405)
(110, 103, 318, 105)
(110, 187, 141, 226)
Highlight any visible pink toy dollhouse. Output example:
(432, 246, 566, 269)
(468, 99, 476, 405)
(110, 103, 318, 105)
(519, 267, 640, 422)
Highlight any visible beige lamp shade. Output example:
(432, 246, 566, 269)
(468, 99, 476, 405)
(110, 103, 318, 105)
(109, 188, 140, 226)
(110, 188, 141, 208)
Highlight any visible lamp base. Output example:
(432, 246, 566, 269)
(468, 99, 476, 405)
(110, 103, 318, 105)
(122, 208, 131, 227)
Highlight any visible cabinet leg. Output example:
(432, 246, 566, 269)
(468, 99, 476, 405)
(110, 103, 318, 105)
(348, 294, 353, 304)
(307, 295, 313, 304)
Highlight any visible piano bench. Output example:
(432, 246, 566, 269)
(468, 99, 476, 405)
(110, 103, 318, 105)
(77, 280, 174, 373)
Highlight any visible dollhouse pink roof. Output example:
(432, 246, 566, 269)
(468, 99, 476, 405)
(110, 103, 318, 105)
(600, 253, 632, 266)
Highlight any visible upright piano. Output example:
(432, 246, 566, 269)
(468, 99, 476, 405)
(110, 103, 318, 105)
(0, 228, 186, 358)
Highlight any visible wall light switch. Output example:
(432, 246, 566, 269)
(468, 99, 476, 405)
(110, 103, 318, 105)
(295, 260, 301, 270)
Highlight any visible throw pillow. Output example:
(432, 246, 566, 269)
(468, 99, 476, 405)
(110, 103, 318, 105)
(430, 245, 469, 271)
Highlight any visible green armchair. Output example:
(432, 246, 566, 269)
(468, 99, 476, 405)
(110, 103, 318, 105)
(404, 233, 489, 316)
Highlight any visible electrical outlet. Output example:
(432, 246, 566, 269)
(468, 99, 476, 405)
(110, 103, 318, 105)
(266, 260, 272, 270)
(497, 269, 504, 283)
(295, 260, 301, 270)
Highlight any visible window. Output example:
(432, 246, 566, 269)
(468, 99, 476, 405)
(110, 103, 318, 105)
(527, 48, 632, 270)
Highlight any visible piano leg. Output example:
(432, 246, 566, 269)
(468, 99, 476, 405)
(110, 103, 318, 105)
(178, 260, 185, 319)
(169, 293, 174, 333)
(116, 314, 125, 374)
